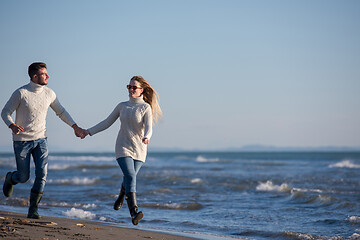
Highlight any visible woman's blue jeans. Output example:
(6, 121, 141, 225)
(117, 157, 144, 194)
(11, 138, 49, 193)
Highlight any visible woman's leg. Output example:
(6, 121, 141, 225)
(117, 157, 143, 194)
(116, 157, 144, 225)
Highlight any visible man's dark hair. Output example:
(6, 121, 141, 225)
(28, 62, 47, 79)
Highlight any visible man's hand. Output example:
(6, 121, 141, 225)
(9, 123, 24, 135)
(142, 138, 149, 144)
(72, 124, 88, 139)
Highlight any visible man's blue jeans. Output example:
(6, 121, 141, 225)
(117, 157, 144, 194)
(11, 138, 49, 193)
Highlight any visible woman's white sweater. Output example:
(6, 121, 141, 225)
(88, 96, 152, 162)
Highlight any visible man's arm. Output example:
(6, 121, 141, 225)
(1, 90, 23, 134)
(50, 97, 87, 139)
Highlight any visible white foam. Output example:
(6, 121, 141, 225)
(196, 156, 219, 163)
(82, 203, 97, 209)
(256, 181, 291, 192)
(351, 233, 360, 238)
(48, 177, 98, 185)
(316, 194, 332, 203)
(48, 164, 70, 170)
(329, 160, 360, 169)
(49, 156, 113, 162)
(346, 216, 360, 224)
(293, 187, 323, 193)
(48, 202, 97, 208)
(191, 178, 202, 184)
(63, 208, 96, 219)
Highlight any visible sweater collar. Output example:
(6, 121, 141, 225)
(29, 80, 45, 93)
(129, 95, 145, 104)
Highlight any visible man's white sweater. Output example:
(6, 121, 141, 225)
(1, 81, 76, 141)
(88, 96, 152, 162)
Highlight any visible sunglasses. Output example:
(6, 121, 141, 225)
(127, 85, 142, 91)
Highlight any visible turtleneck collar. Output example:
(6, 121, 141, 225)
(129, 95, 145, 104)
(29, 80, 45, 93)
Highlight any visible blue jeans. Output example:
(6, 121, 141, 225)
(12, 138, 49, 193)
(117, 157, 144, 194)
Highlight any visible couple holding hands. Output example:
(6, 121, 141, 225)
(1, 62, 162, 225)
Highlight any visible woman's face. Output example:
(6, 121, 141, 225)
(127, 79, 143, 98)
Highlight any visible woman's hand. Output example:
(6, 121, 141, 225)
(142, 138, 149, 144)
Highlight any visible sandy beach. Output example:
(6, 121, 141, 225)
(0, 210, 197, 240)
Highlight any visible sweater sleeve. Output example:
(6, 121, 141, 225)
(50, 94, 76, 127)
(88, 104, 121, 136)
(143, 106, 153, 140)
(1, 90, 21, 127)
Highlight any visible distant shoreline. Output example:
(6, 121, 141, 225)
(1, 148, 360, 155)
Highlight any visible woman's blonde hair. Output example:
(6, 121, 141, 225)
(131, 76, 162, 123)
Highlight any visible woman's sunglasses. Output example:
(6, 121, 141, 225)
(127, 85, 142, 91)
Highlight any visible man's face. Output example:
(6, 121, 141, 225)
(33, 68, 49, 85)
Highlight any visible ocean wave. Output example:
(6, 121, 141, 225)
(196, 156, 220, 163)
(291, 193, 336, 204)
(190, 178, 202, 184)
(256, 181, 327, 195)
(292, 187, 324, 193)
(148, 188, 173, 194)
(236, 229, 326, 240)
(47, 177, 99, 185)
(346, 216, 360, 224)
(49, 155, 114, 162)
(1, 197, 28, 207)
(256, 181, 291, 192)
(0, 158, 16, 168)
(75, 164, 116, 169)
(238, 229, 360, 240)
(256, 181, 338, 206)
(283, 230, 326, 240)
(45, 202, 97, 209)
(48, 164, 71, 170)
(63, 208, 96, 219)
(142, 202, 204, 210)
(329, 160, 360, 169)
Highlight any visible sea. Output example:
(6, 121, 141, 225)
(0, 151, 359, 240)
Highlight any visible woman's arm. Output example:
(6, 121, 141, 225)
(87, 104, 121, 136)
(142, 106, 153, 144)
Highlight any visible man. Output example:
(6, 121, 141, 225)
(1, 62, 86, 219)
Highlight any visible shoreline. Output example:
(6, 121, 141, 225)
(0, 210, 198, 240)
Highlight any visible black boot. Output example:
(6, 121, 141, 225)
(3, 172, 16, 197)
(114, 186, 126, 210)
(126, 192, 143, 225)
(27, 190, 43, 219)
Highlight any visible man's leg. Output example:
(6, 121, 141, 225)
(27, 138, 48, 219)
(3, 141, 32, 197)
(31, 138, 48, 193)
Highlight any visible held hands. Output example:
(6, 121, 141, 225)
(72, 124, 89, 139)
(142, 138, 149, 144)
(10, 123, 90, 139)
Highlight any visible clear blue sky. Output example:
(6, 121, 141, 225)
(0, 0, 359, 152)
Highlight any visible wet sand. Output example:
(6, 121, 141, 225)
(0, 210, 197, 240)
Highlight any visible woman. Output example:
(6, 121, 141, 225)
(86, 76, 162, 225)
